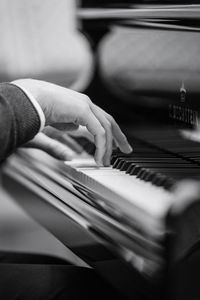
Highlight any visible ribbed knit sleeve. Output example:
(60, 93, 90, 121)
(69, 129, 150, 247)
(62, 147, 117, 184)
(0, 83, 40, 162)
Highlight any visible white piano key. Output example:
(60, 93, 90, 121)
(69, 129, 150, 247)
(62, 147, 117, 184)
(64, 159, 173, 219)
(81, 168, 172, 218)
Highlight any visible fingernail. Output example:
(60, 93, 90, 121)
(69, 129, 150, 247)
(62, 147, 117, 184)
(105, 157, 111, 167)
(128, 144, 133, 152)
(63, 151, 74, 161)
(123, 144, 133, 153)
(96, 158, 103, 167)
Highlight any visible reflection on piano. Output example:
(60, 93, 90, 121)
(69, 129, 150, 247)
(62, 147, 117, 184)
(2, 2, 200, 300)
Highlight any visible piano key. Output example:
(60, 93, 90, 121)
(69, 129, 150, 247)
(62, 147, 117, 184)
(136, 168, 146, 179)
(130, 128, 200, 164)
(118, 158, 191, 172)
(129, 165, 141, 175)
(76, 165, 173, 219)
(142, 170, 154, 182)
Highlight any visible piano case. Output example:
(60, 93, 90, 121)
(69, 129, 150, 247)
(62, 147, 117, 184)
(98, 25, 200, 111)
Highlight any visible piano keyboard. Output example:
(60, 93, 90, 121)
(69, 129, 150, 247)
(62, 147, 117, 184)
(63, 156, 173, 234)
(62, 128, 200, 226)
(4, 126, 200, 278)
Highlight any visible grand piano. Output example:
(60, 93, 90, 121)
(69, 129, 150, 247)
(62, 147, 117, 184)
(2, 2, 200, 299)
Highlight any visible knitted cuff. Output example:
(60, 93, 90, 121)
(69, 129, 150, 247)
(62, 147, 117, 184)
(0, 83, 40, 147)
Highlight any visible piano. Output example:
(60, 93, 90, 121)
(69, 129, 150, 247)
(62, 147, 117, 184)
(2, 2, 200, 299)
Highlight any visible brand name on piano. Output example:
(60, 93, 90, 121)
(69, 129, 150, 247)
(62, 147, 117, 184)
(169, 104, 199, 126)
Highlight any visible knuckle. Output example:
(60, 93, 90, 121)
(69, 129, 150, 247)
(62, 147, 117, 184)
(81, 94, 91, 104)
(81, 102, 90, 114)
(71, 124, 79, 130)
(105, 120, 112, 131)
(48, 140, 58, 151)
(107, 113, 115, 122)
(58, 131, 65, 139)
(59, 147, 68, 157)
(99, 127, 106, 137)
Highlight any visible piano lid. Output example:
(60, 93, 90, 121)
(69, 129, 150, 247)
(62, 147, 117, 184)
(84, 1, 200, 129)
(82, 0, 200, 8)
(80, 0, 200, 20)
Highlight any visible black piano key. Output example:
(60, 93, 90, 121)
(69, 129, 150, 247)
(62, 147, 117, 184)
(147, 167, 200, 181)
(136, 168, 146, 179)
(157, 175, 168, 187)
(126, 163, 136, 174)
(120, 161, 131, 171)
(144, 171, 156, 182)
(129, 165, 141, 176)
(151, 173, 166, 186)
(112, 158, 122, 169)
(111, 154, 132, 165)
(130, 128, 200, 164)
(112, 128, 200, 190)
(120, 158, 190, 172)
(164, 178, 175, 190)
(139, 170, 147, 180)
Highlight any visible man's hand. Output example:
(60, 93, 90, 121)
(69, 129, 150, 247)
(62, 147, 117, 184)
(24, 126, 84, 161)
(13, 79, 132, 166)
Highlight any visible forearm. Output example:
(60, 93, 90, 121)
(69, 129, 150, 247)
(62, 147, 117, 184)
(0, 83, 40, 162)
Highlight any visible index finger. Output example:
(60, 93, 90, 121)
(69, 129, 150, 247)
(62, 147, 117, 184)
(79, 110, 106, 166)
(105, 113, 132, 153)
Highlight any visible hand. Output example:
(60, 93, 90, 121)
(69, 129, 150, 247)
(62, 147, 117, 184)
(13, 79, 132, 166)
(23, 126, 84, 161)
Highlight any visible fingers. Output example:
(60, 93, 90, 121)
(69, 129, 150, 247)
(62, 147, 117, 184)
(90, 105, 113, 166)
(81, 110, 106, 166)
(51, 123, 79, 131)
(69, 126, 94, 142)
(14, 79, 131, 166)
(94, 105, 132, 154)
(91, 104, 132, 165)
(77, 100, 132, 166)
(108, 115, 132, 153)
(24, 133, 76, 161)
(43, 126, 83, 153)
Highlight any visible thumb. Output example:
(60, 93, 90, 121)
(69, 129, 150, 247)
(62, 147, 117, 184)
(23, 132, 75, 161)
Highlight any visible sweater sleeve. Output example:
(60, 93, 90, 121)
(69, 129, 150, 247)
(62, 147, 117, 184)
(0, 83, 40, 162)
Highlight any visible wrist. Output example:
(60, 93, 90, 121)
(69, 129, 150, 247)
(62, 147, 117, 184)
(11, 79, 47, 129)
